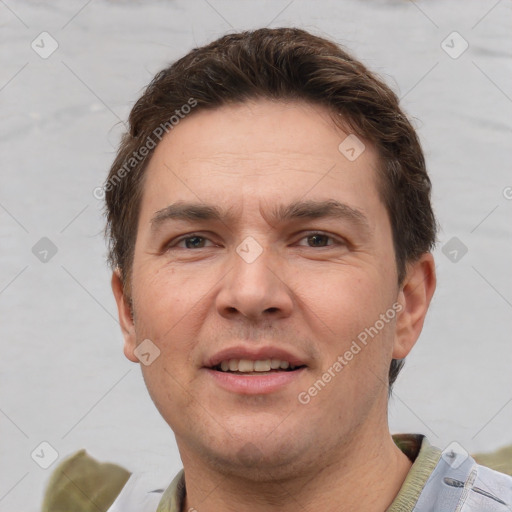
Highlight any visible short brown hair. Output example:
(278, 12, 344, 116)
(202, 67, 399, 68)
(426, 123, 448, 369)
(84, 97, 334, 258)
(104, 27, 437, 389)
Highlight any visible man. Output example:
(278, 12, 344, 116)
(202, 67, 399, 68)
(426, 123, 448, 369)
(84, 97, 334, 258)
(43, 27, 512, 511)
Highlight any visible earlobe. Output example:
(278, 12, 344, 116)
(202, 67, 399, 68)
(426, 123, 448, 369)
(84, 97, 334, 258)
(393, 253, 436, 360)
(111, 269, 139, 363)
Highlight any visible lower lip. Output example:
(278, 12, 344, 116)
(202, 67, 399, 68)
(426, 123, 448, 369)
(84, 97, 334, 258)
(204, 368, 306, 395)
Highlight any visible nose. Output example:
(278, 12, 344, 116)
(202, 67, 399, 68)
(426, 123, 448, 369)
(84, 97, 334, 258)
(215, 241, 294, 322)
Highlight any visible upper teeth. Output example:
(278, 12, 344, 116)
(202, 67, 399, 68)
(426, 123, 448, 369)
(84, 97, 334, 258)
(218, 359, 295, 372)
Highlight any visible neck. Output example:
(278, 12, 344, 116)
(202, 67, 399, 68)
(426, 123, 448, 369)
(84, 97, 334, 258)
(178, 428, 412, 512)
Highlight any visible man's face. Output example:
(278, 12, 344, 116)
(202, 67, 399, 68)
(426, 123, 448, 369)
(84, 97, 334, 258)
(117, 100, 413, 478)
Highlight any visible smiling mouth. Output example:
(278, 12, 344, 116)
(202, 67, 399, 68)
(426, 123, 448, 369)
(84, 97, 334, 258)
(211, 358, 306, 374)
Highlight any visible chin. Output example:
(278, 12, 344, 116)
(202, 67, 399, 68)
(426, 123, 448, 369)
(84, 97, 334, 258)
(196, 429, 315, 482)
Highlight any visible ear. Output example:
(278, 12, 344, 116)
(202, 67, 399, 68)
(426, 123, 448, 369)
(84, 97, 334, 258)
(111, 269, 139, 363)
(393, 253, 436, 359)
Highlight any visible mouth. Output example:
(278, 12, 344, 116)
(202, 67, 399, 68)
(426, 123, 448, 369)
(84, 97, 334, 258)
(210, 358, 306, 375)
(203, 350, 308, 394)
(203, 346, 309, 394)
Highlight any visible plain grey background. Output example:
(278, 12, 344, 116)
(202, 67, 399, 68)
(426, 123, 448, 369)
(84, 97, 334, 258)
(1, 0, 511, 510)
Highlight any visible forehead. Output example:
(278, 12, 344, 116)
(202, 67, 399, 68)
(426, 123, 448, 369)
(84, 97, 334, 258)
(139, 99, 384, 227)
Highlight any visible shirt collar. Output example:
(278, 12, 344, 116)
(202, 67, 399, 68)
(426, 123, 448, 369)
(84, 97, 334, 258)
(155, 434, 438, 512)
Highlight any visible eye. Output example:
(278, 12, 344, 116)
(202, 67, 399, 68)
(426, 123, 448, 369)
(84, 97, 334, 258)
(167, 233, 216, 250)
(296, 232, 344, 248)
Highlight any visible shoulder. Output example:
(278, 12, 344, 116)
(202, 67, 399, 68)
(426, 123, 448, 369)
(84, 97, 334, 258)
(42, 449, 131, 512)
(391, 435, 512, 511)
(418, 444, 512, 511)
(462, 461, 512, 510)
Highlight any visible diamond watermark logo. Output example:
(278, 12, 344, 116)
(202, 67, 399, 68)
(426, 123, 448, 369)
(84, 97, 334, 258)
(31, 441, 59, 469)
(338, 134, 366, 161)
(134, 338, 161, 366)
(442, 236, 468, 263)
(32, 237, 58, 263)
(441, 32, 469, 59)
(441, 441, 469, 469)
(31, 32, 59, 59)
(236, 236, 263, 264)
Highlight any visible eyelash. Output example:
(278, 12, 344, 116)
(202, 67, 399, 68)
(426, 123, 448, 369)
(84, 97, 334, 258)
(166, 232, 345, 250)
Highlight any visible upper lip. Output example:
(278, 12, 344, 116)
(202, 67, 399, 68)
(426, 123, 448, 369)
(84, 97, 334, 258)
(204, 346, 308, 369)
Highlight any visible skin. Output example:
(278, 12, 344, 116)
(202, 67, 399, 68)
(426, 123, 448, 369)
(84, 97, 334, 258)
(112, 99, 436, 512)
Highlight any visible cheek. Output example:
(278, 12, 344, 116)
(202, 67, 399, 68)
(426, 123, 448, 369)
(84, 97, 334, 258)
(135, 263, 191, 318)
(306, 270, 378, 336)
(131, 266, 200, 363)
(307, 268, 396, 379)
(139, 357, 198, 435)
(132, 267, 202, 421)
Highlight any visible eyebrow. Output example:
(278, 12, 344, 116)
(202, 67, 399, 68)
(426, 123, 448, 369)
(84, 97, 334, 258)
(150, 199, 371, 233)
